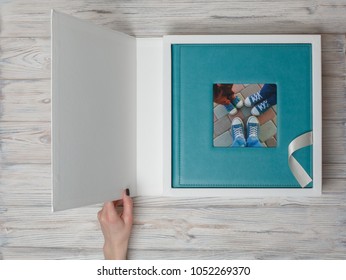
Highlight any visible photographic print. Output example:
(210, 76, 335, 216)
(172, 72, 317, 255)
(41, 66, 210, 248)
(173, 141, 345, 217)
(213, 83, 277, 148)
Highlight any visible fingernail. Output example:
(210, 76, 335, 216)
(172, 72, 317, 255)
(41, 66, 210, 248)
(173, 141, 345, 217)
(126, 188, 130, 196)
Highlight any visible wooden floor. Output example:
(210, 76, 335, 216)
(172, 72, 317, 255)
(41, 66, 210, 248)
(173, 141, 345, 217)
(1, 0, 346, 259)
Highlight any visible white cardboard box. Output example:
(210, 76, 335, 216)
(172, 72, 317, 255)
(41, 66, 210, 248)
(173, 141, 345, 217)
(51, 10, 322, 211)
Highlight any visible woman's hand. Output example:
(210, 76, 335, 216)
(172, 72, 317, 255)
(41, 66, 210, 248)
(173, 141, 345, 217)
(98, 189, 133, 260)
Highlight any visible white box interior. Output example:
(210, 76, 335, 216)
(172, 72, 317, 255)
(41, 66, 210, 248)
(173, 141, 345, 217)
(52, 10, 322, 211)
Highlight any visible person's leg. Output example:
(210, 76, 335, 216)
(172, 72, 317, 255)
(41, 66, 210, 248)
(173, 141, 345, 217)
(231, 137, 247, 147)
(259, 84, 276, 100)
(244, 84, 277, 107)
(266, 91, 277, 106)
(247, 137, 263, 147)
(231, 94, 244, 109)
(246, 116, 263, 147)
(223, 103, 237, 115)
(230, 117, 246, 147)
(251, 93, 277, 116)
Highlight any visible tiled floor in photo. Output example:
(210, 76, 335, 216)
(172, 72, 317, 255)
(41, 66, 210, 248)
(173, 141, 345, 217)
(213, 84, 277, 147)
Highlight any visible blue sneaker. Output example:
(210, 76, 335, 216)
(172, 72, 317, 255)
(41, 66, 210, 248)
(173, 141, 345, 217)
(246, 116, 263, 147)
(246, 116, 260, 139)
(232, 95, 244, 109)
(244, 90, 264, 107)
(251, 99, 270, 116)
(224, 103, 237, 115)
(231, 117, 246, 147)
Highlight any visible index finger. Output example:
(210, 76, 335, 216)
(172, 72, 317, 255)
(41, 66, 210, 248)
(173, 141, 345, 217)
(102, 201, 121, 222)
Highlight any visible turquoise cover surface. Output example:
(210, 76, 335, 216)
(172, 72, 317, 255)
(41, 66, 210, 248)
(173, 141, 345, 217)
(172, 44, 313, 188)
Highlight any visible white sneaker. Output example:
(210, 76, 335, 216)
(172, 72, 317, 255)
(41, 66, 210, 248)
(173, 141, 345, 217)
(251, 100, 270, 116)
(231, 117, 246, 145)
(232, 95, 244, 109)
(224, 103, 238, 115)
(251, 107, 260, 116)
(244, 90, 264, 107)
(246, 116, 260, 139)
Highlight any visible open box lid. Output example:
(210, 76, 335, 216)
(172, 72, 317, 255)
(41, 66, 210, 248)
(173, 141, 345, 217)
(51, 10, 137, 211)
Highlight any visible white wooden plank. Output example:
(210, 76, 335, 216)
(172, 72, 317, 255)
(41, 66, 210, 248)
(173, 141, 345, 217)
(0, 38, 50, 79)
(0, 122, 51, 164)
(0, 247, 103, 260)
(3, 1, 346, 37)
(323, 164, 346, 179)
(0, 35, 344, 80)
(321, 34, 346, 78)
(321, 76, 346, 120)
(3, 247, 346, 260)
(0, 79, 51, 122)
(1, 206, 346, 258)
(0, 164, 51, 207)
(322, 120, 346, 163)
(127, 247, 346, 260)
(2, 246, 345, 260)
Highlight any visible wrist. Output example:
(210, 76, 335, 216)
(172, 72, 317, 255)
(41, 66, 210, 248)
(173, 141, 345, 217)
(103, 241, 128, 260)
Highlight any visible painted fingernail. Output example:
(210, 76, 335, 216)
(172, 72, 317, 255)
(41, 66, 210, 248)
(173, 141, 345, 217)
(126, 188, 130, 196)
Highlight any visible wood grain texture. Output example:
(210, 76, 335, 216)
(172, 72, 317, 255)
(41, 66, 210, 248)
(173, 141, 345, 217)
(0, 247, 103, 260)
(0, 38, 50, 79)
(0, 79, 51, 122)
(1, 200, 346, 259)
(3, 246, 345, 260)
(1, 0, 346, 260)
(3, 0, 346, 37)
(0, 122, 50, 164)
(1, 35, 345, 79)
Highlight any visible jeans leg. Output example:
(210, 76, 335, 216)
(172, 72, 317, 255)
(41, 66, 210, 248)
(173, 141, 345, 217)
(260, 84, 277, 100)
(246, 136, 263, 147)
(266, 93, 277, 106)
(231, 137, 246, 147)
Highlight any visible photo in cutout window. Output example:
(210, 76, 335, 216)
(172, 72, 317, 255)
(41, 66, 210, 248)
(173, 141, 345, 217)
(213, 83, 277, 148)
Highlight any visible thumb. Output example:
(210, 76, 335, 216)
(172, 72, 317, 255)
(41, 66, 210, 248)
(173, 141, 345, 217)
(122, 189, 133, 225)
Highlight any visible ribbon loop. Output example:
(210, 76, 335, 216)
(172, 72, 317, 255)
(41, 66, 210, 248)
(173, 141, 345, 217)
(288, 131, 313, 188)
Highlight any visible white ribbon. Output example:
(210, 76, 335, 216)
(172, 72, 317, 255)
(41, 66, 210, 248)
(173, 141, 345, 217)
(288, 131, 313, 188)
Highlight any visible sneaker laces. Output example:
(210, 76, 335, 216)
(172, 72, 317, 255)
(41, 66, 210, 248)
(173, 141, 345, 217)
(248, 124, 258, 138)
(234, 126, 244, 139)
(250, 91, 262, 103)
(257, 100, 269, 111)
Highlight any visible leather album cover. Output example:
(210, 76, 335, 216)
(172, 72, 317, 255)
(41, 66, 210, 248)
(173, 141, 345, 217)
(171, 43, 313, 189)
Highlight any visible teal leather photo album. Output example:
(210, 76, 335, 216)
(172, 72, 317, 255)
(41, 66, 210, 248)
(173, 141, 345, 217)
(164, 36, 322, 196)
